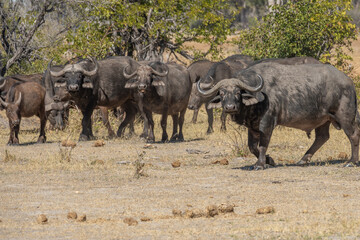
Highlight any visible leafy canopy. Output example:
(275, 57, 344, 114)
(58, 0, 234, 62)
(236, 0, 357, 71)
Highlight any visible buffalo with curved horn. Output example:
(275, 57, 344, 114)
(45, 56, 140, 140)
(197, 61, 360, 170)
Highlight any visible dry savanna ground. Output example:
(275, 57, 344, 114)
(1, 37, 360, 239)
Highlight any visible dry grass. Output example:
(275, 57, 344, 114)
(1, 37, 360, 239)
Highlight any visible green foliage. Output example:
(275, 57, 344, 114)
(236, 0, 357, 71)
(58, 0, 234, 61)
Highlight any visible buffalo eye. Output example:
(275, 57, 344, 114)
(219, 90, 225, 97)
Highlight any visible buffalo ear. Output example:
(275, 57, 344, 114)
(152, 80, 165, 86)
(241, 92, 265, 106)
(124, 81, 138, 89)
(207, 95, 222, 109)
(207, 102, 222, 109)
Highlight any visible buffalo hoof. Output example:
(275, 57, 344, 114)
(296, 159, 309, 166)
(79, 134, 94, 141)
(7, 142, 19, 146)
(206, 128, 214, 135)
(220, 126, 227, 132)
(266, 155, 276, 166)
(170, 133, 179, 142)
(343, 162, 358, 167)
(108, 131, 116, 139)
(146, 138, 155, 143)
(37, 136, 46, 144)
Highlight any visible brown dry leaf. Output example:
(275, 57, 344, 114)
(140, 217, 152, 222)
(256, 206, 275, 214)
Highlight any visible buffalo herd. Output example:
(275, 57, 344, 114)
(1, 54, 359, 169)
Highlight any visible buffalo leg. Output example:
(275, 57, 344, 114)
(342, 118, 360, 167)
(248, 129, 275, 167)
(220, 111, 227, 132)
(145, 110, 155, 142)
(160, 109, 169, 142)
(37, 109, 47, 143)
(205, 103, 214, 134)
(99, 106, 116, 139)
(178, 108, 186, 141)
(297, 122, 330, 165)
(170, 114, 179, 141)
(79, 102, 95, 141)
(117, 101, 136, 138)
(192, 109, 199, 123)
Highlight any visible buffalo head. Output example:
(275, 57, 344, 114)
(49, 57, 99, 92)
(46, 101, 70, 130)
(0, 93, 22, 127)
(196, 72, 265, 113)
(124, 62, 168, 95)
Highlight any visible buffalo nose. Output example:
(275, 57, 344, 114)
(188, 104, 194, 110)
(12, 120, 20, 126)
(138, 84, 147, 90)
(224, 104, 236, 111)
(68, 84, 79, 91)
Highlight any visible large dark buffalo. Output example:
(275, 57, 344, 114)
(124, 61, 191, 142)
(46, 56, 139, 140)
(197, 62, 360, 169)
(189, 55, 254, 133)
(187, 60, 215, 125)
(0, 81, 47, 145)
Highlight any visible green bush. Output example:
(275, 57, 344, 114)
(236, 0, 357, 72)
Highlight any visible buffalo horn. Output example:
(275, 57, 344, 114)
(151, 67, 168, 77)
(197, 75, 264, 98)
(81, 57, 99, 76)
(0, 97, 8, 108)
(0, 78, 6, 89)
(50, 64, 73, 77)
(14, 93, 22, 106)
(123, 65, 137, 79)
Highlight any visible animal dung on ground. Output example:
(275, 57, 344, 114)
(140, 217, 152, 222)
(218, 203, 235, 213)
(36, 214, 48, 224)
(91, 159, 105, 165)
(143, 144, 156, 149)
(184, 209, 205, 219)
(212, 158, 229, 165)
(172, 209, 183, 217)
(61, 139, 77, 148)
(123, 217, 138, 226)
(77, 214, 87, 222)
(171, 160, 181, 168)
(206, 205, 219, 217)
(256, 206, 275, 214)
(93, 140, 105, 147)
(337, 152, 348, 160)
(67, 211, 77, 220)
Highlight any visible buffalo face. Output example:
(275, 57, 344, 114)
(0, 93, 22, 127)
(49, 57, 99, 92)
(124, 63, 168, 94)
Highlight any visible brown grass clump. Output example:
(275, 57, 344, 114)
(37, 214, 48, 224)
(91, 159, 105, 165)
(93, 140, 105, 147)
(67, 211, 77, 220)
(134, 151, 147, 178)
(171, 160, 181, 168)
(123, 217, 138, 226)
(3, 150, 16, 162)
(256, 206, 275, 214)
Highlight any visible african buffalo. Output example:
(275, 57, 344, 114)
(124, 61, 191, 142)
(189, 55, 254, 133)
(46, 56, 139, 140)
(187, 60, 215, 125)
(0, 81, 47, 145)
(197, 62, 360, 169)
(0, 73, 69, 131)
